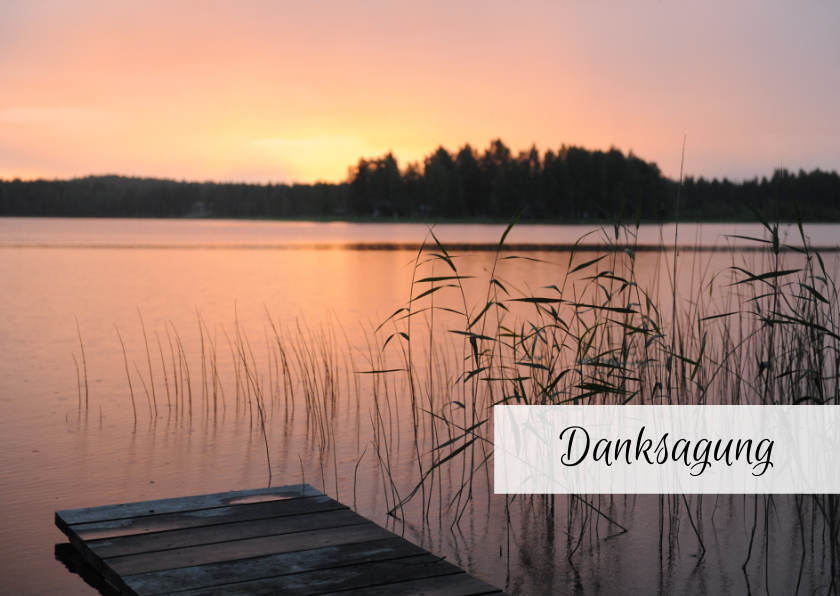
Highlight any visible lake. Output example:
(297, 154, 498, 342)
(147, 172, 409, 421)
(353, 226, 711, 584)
(2, 217, 839, 595)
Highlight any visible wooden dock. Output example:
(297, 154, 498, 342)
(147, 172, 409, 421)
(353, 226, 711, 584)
(56, 484, 508, 596)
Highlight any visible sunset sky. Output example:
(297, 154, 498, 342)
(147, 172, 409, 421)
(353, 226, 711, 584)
(1, 0, 838, 184)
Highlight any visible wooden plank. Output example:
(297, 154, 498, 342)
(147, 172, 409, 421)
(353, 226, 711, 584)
(55, 485, 510, 596)
(123, 537, 427, 596)
(57, 484, 320, 526)
(316, 573, 503, 596)
(89, 508, 369, 558)
(70, 494, 344, 541)
(105, 522, 396, 578)
(161, 554, 462, 596)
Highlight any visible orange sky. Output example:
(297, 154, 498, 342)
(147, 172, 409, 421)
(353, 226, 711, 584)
(1, 0, 838, 183)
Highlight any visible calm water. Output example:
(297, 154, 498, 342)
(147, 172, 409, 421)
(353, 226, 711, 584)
(1, 217, 838, 595)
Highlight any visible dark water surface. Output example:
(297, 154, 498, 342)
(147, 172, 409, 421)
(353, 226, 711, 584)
(2, 218, 838, 595)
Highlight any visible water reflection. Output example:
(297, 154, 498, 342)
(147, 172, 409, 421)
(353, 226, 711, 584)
(54, 543, 118, 596)
(2, 219, 839, 594)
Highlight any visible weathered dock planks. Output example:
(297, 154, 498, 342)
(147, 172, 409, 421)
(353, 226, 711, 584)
(56, 484, 508, 596)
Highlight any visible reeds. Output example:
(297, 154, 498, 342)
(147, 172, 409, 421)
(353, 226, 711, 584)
(91, 199, 839, 591)
(75, 316, 89, 411)
(368, 195, 839, 590)
(252, 197, 808, 588)
(109, 308, 359, 480)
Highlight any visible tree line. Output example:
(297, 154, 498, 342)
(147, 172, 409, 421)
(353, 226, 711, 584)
(0, 176, 348, 219)
(2, 140, 838, 221)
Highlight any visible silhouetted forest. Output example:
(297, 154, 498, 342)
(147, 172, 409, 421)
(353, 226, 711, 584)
(2, 140, 838, 221)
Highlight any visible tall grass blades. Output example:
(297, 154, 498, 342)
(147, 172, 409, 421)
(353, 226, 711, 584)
(89, 205, 840, 593)
(365, 200, 839, 591)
